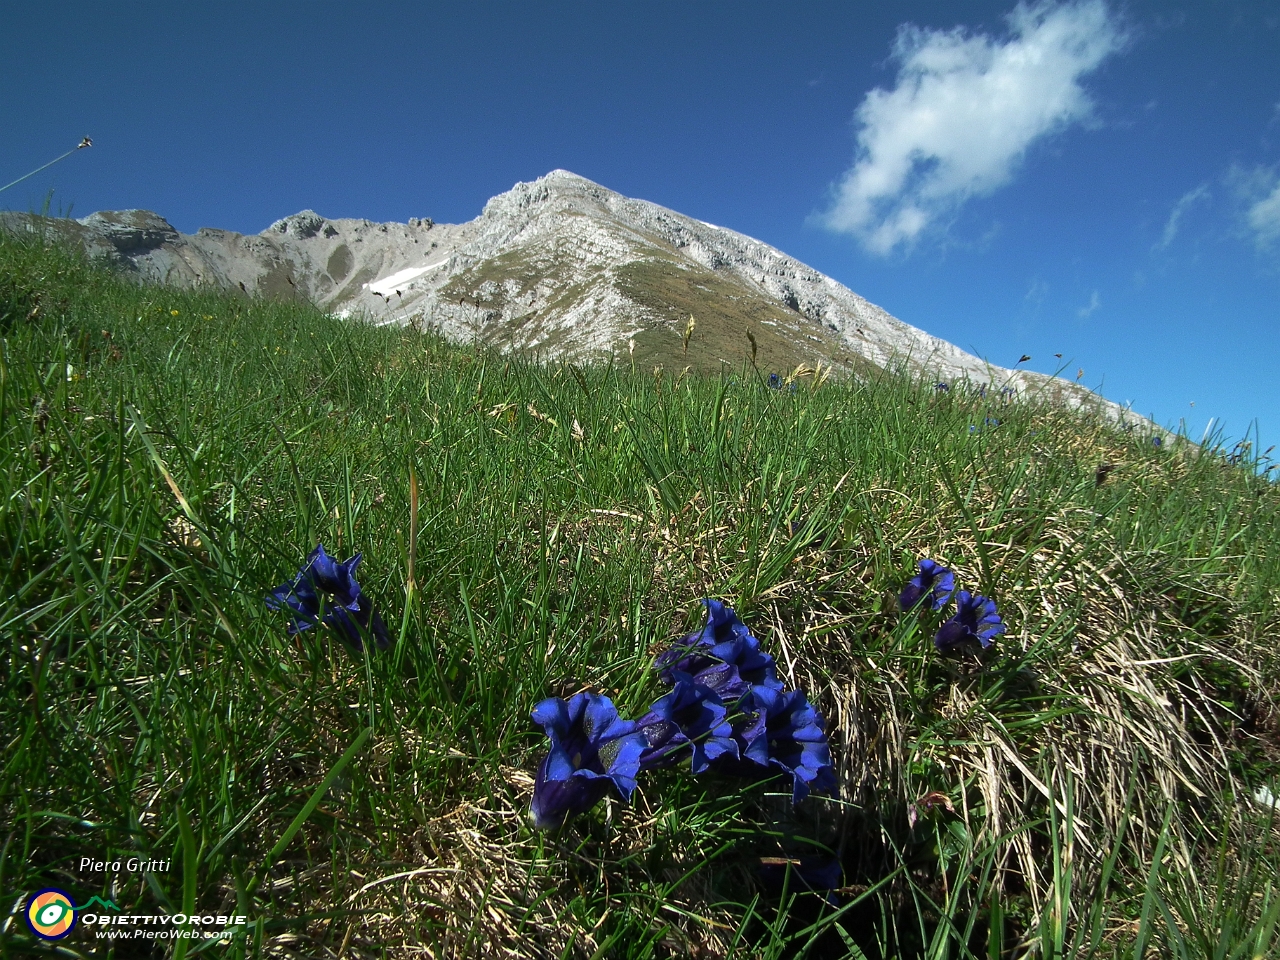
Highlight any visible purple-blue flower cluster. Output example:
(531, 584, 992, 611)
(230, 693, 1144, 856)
(635, 673, 737, 773)
(529, 599, 837, 827)
(899, 559, 1005, 652)
(899, 559, 955, 612)
(529, 693, 645, 829)
(266, 543, 391, 651)
(934, 590, 1005, 651)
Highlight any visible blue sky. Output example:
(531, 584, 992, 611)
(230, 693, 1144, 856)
(4, 1, 1278, 451)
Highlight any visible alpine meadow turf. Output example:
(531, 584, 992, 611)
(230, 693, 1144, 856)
(2, 228, 1279, 958)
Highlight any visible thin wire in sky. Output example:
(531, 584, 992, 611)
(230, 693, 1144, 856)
(0, 137, 92, 195)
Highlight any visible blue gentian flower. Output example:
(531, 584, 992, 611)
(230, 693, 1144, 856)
(1000, 386, 1016, 398)
(985, 417, 1000, 427)
(935, 382, 949, 392)
(934, 590, 1005, 651)
(899, 559, 956, 612)
(636, 673, 738, 773)
(267, 568, 322, 627)
(323, 603, 392, 652)
(529, 692, 645, 829)
(655, 599, 782, 701)
(735, 686, 837, 803)
(1152, 436, 1163, 448)
(266, 544, 391, 650)
(768, 373, 783, 389)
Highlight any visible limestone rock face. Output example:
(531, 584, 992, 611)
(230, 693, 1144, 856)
(1, 170, 1149, 426)
(77, 210, 180, 253)
(269, 210, 327, 240)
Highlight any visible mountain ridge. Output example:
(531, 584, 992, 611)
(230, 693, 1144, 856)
(1, 170, 1153, 428)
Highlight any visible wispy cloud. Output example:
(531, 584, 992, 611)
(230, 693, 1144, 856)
(1155, 184, 1210, 250)
(1228, 164, 1280, 249)
(1247, 179, 1280, 247)
(819, 1, 1125, 255)
(1077, 290, 1100, 318)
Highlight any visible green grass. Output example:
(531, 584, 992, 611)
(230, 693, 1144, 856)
(1, 228, 1279, 959)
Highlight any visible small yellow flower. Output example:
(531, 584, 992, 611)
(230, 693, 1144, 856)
(170, 309, 180, 317)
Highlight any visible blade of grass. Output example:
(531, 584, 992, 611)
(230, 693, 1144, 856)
(259, 727, 372, 875)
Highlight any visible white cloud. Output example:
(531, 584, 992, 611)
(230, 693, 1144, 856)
(1077, 290, 1100, 318)
(1247, 179, 1280, 247)
(820, 1, 1125, 255)
(1155, 184, 1210, 250)
(1228, 164, 1280, 250)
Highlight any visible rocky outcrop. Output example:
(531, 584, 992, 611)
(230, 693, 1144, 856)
(77, 210, 181, 254)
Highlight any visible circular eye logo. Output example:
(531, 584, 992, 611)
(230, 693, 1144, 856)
(26, 888, 77, 940)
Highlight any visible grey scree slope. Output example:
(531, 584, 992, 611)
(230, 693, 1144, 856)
(3, 169, 1152, 428)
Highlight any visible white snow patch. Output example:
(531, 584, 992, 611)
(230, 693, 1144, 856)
(365, 260, 447, 297)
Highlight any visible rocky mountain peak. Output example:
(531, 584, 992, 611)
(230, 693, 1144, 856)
(268, 210, 334, 240)
(481, 169, 618, 221)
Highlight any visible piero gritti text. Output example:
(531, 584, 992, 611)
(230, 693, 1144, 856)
(80, 857, 172, 873)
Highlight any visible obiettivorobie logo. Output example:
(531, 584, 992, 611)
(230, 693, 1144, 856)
(25, 889, 249, 943)
(25, 889, 118, 940)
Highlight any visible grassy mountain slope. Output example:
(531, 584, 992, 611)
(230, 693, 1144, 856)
(2, 230, 1279, 958)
